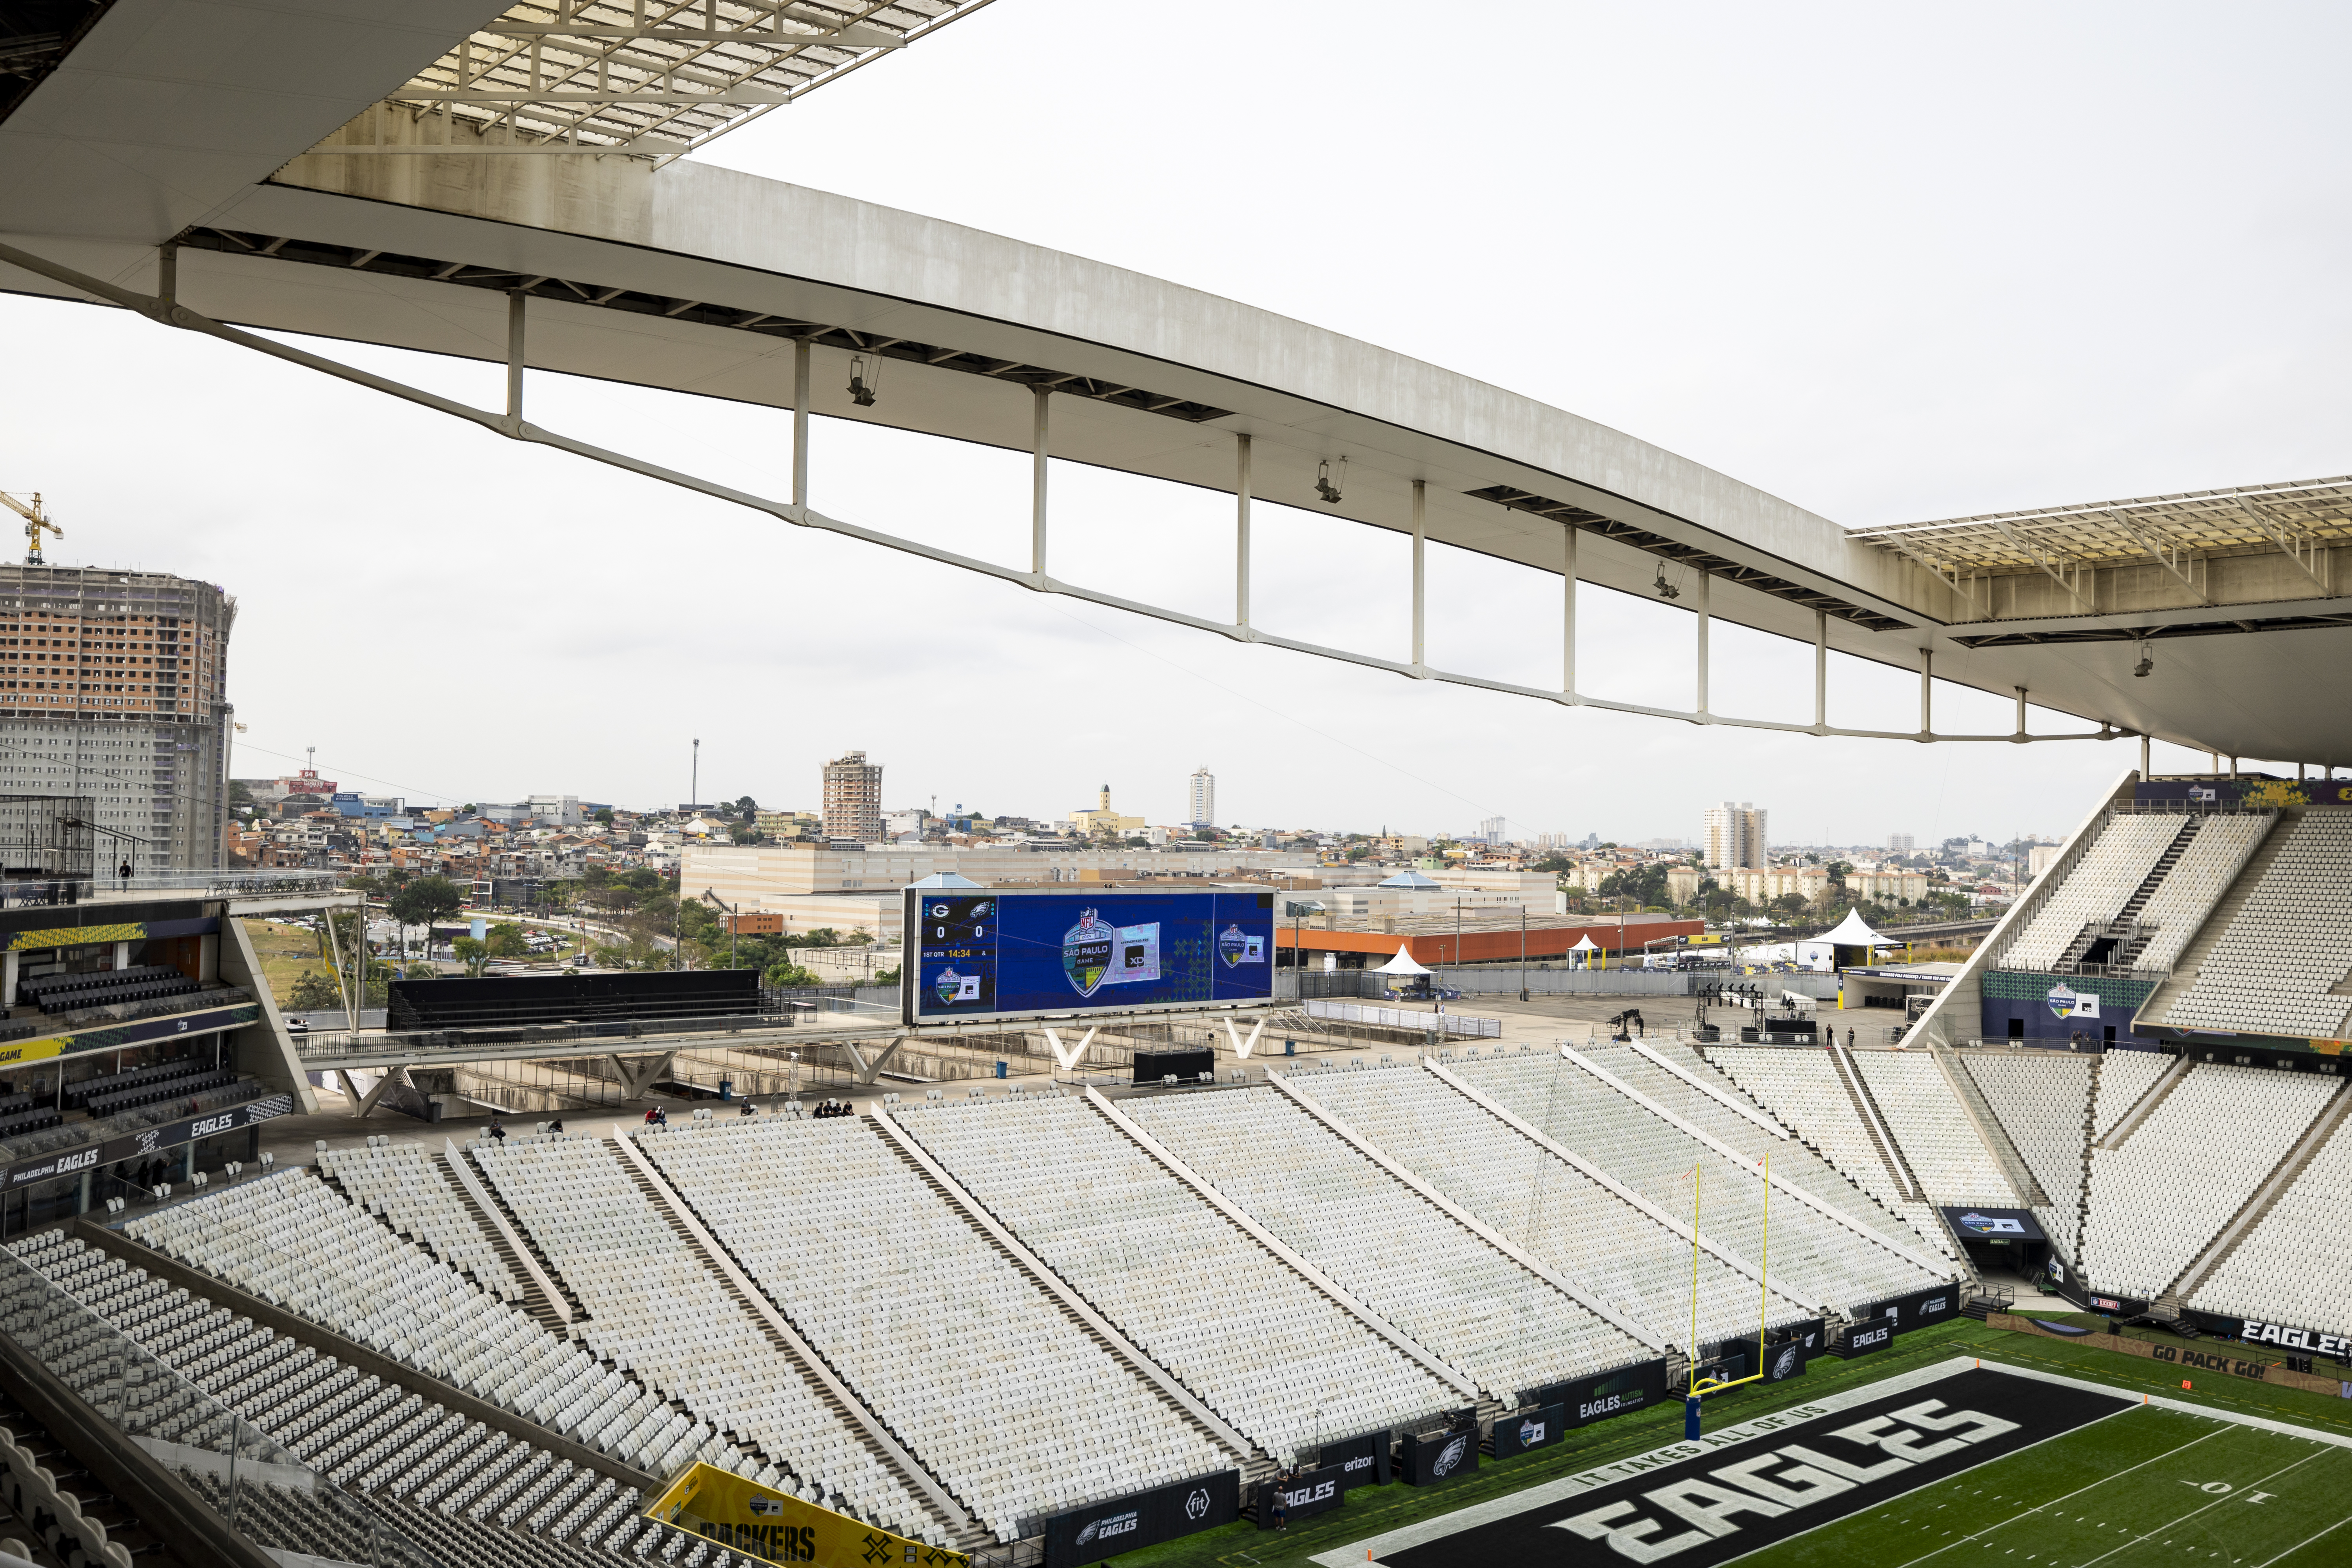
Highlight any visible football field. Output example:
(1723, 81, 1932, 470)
(1325, 1358, 2352, 1568)
(1741, 1399, 2352, 1566)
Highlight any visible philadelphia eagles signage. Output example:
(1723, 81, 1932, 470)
(1403, 1428, 1478, 1487)
(907, 887, 1275, 1026)
(1043, 1471, 1238, 1567)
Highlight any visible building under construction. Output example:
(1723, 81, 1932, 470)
(0, 563, 234, 873)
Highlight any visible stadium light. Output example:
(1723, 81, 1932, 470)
(847, 354, 878, 407)
(1654, 571, 1682, 601)
(1314, 457, 1345, 504)
(2133, 641, 2154, 678)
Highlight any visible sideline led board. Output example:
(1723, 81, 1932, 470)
(903, 886, 1275, 1027)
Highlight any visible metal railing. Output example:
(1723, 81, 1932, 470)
(0, 1237, 448, 1567)
(290, 1006, 823, 1063)
(1303, 999, 1502, 1038)
(0, 1076, 278, 1165)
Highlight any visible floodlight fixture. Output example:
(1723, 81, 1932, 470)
(1654, 571, 1682, 601)
(1315, 458, 1345, 505)
(2132, 639, 2153, 679)
(848, 354, 878, 407)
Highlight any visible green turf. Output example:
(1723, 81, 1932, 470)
(1740, 1405, 2352, 1566)
(1107, 1321, 2352, 1568)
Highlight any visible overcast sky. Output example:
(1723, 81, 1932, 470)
(3, 1, 2344, 844)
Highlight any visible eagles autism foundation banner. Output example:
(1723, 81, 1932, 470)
(644, 1463, 970, 1568)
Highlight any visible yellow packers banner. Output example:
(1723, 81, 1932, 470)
(644, 1463, 970, 1568)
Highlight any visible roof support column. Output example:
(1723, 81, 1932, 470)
(2141, 734, 2151, 777)
(1813, 610, 1828, 733)
(2014, 686, 2028, 742)
(1562, 524, 1579, 700)
(1918, 648, 1933, 740)
(1234, 434, 1251, 630)
(1031, 387, 1050, 582)
(1410, 479, 1426, 672)
(791, 337, 810, 511)
(155, 243, 176, 309)
(505, 290, 526, 429)
(1694, 570, 1711, 719)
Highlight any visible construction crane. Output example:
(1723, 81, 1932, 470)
(0, 491, 62, 565)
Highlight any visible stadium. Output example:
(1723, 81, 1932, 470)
(2, 4, 2352, 1568)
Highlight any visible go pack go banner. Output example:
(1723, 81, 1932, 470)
(643, 1462, 970, 1568)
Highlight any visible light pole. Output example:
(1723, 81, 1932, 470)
(1519, 903, 1528, 1002)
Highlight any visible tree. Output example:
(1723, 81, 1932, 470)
(872, 965, 901, 986)
(451, 935, 490, 977)
(286, 970, 343, 1010)
(485, 922, 529, 959)
(764, 958, 822, 987)
(388, 876, 465, 960)
(1771, 892, 1809, 915)
(593, 808, 614, 827)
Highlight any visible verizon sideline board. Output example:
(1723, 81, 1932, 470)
(906, 887, 1276, 1027)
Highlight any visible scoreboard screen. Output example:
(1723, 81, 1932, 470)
(902, 886, 1276, 1026)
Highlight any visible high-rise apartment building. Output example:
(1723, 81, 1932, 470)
(1703, 801, 1768, 870)
(821, 749, 884, 843)
(0, 564, 232, 870)
(1188, 766, 1215, 827)
(1478, 815, 1506, 844)
(1887, 833, 1915, 852)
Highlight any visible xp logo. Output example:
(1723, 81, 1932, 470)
(2046, 982, 2101, 1020)
(1432, 1435, 1470, 1477)
(1517, 1417, 1547, 1447)
(748, 1496, 782, 1517)
(1183, 1488, 1211, 1521)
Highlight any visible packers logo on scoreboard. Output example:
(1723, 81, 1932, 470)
(1062, 909, 1114, 997)
(646, 1462, 968, 1568)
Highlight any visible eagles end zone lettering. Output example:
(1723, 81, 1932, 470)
(1382, 1369, 2131, 1568)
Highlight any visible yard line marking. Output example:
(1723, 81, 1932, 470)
(1889, 1421, 2233, 1568)
(2251, 1509, 2352, 1567)
(2074, 1446, 2333, 1568)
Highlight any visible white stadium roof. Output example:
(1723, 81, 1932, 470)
(2, 1, 2348, 768)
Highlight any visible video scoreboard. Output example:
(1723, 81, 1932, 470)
(902, 886, 1276, 1027)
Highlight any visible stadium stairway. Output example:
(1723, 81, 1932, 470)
(864, 1113, 1273, 1490)
(433, 1150, 579, 1328)
(604, 1134, 985, 1548)
(2097, 1055, 2193, 1150)
(2167, 1077, 2352, 1304)
(1826, 1045, 1925, 1204)
(1928, 1045, 2051, 1209)
(2056, 817, 2200, 972)
(2136, 812, 2298, 1026)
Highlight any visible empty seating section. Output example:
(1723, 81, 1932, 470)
(1847, 1051, 2018, 1206)
(18, 963, 200, 1014)
(318, 1141, 522, 1303)
(2093, 1050, 2170, 1141)
(2129, 813, 2271, 975)
(1122, 1084, 1650, 1400)
(0, 1105, 60, 1138)
(1960, 1051, 2095, 1258)
(1597, 1044, 1945, 1260)
(64, 1055, 217, 1114)
(895, 1095, 1454, 1461)
(5, 1229, 643, 1565)
(1451, 1054, 1945, 1314)
(470, 1132, 933, 1538)
(1281, 1065, 1808, 1347)
(2079, 1064, 2339, 1298)
(1696, 1046, 1952, 1257)
(638, 1116, 1230, 1544)
(2152, 813, 2352, 1039)
(2190, 1110, 2352, 1339)
(2002, 814, 2183, 971)
(121, 1168, 719, 1482)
